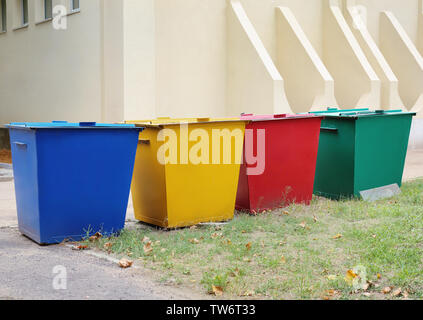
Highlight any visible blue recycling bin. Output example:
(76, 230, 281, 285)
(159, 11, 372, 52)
(7, 122, 142, 244)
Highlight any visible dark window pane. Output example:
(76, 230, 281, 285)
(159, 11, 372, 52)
(1, 0, 6, 32)
(72, 0, 80, 11)
(45, 0, 52, 19)
(22, 0, 28, 25)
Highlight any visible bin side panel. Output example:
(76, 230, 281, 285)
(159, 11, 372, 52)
(165, 122, 245, 228)
(239, 118, 322, 211)
(131, 128, 169, 227)
(36, 129, 138, 243)
(354, 115, 413, 195)
(314, 119, 356, 199)
(9, 129, 42, 243)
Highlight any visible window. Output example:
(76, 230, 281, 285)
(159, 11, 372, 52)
(0, 0, 6, 32)
(44, 0, 52, 20)
(71, 0, 80, 12)
(22, 0, 28, 25)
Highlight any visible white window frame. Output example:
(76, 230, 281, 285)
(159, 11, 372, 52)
(70, 0, 80, 13)
(21, 0, 28, 26)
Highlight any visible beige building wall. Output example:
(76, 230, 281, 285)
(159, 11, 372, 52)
(1, 0, 423, 128)
(0, 0, 104, 124)
(154, 0, 227, 118)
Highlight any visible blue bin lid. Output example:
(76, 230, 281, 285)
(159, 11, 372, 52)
(309, 108, 416, 118)
(6, 121, 142, 130)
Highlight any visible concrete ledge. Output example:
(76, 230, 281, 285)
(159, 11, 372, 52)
(0, 164, 13, 182)
(409, 119, 423, 150)
(0, 128, 10, 150)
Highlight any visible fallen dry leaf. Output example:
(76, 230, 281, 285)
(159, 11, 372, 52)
(326, 289, 338, 297)
(392, 288, 402, 297)
(382, 286, 392, 294)
(327, 275, 337, 281)
(104, 242, 113, 249)
(211, 285, 224, 296)
(211, 232, 222, 239)
(282, 211, 290, 216)
(362, 282, 370, 291)
(299, 221, 307, 228)
(246, 242, 252, 250)
(345, 270, 358, 285)
(142, 236, 150, 243)
(143, 241, 153, 254)
(72, 245, 88, 251)
(189, 238, 200, 244)
(332, 234, 343, 240)
(190, 225, 198, 230)
(313, 215, 318, 223)
(403, 291, 409, 299)
(89, 232, 102, 242)
(280, 256, 286, 264)
(241, 290, 255, 297)
(118, 258, 133, 269)
(362, 292, 371, 297)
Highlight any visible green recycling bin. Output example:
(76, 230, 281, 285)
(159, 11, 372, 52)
(310, 108, 416, 199)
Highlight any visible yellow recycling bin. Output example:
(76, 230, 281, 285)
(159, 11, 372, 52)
(127, 118, 247, 228)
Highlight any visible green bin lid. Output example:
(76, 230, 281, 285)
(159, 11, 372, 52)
(310, 108, 416, 119)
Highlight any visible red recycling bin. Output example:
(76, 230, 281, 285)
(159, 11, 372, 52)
(236, 114, 323, 212)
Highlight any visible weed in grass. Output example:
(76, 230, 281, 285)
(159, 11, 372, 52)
(201, 270, 230, 294)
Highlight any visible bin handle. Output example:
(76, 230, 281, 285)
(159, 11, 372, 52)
(13, 142, 27, 149)
(197, 118, 210, 122)
(79, 122, 97, 127)
(321, 127, 338, 133)
(274, 114, 287, 118)
(139, 139, 150, 145)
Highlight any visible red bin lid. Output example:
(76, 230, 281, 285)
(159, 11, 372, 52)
(240, 113, 322, 121)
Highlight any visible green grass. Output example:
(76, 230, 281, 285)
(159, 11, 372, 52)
(82, 179, 423, 300)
